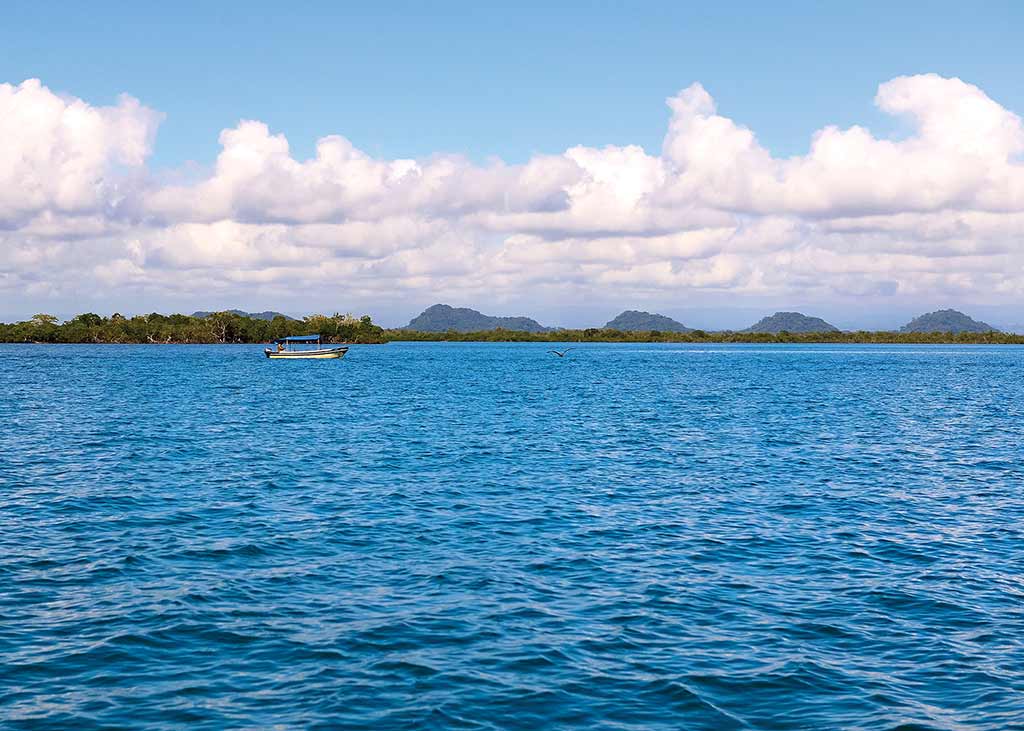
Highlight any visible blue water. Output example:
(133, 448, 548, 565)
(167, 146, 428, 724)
(3, 343, 1024, 730)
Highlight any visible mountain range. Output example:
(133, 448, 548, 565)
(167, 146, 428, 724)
(398, 305, 1004, 334)
(192, 309, 296, 321)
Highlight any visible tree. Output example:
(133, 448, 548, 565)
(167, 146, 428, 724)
(28, 314, 60, 342)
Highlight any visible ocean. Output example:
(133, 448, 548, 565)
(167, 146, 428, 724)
(2, 342, 1023, 729)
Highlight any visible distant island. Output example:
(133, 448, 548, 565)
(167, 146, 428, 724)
(900, 309, 995, 334)
(744, 312, 839, 333)
(405, 304, 550, 333)
(2, 307, 1015, 344)
(604, 310, 692, 333)
(191, 309, 297, 321)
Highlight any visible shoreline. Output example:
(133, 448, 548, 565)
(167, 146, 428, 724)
(5, 312, 1021, 345)
(379, 330, 1024, 345)
(5, 333, 1024, 346)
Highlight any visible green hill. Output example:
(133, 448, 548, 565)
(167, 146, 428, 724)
(405, 304, 549, 333)
(744, 312, 839, 333)
(604, 310, 691, 332)
(900, 309, 997, 333)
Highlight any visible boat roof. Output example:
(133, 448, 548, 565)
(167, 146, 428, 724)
(274, 334, 321, 343)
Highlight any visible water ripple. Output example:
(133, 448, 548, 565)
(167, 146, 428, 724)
(2, 343, 1024, 729)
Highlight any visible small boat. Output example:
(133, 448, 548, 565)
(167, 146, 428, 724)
(265, 335, 348, 359)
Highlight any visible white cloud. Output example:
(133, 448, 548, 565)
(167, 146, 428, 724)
(142, 122, 578, 224)
(658, 74, 1024, 217)
(0, 79, 161, 226)
(2, 74, 1024, 324)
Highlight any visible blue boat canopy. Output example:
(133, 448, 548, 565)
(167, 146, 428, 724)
(274, 334, 321, 343)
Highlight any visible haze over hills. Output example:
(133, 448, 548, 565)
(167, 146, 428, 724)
(900, 309, 997, 333)
(744, 312, 840, 333)
(406, 304, 550, 333)
(604, 310, 692, 332)
(192, 309, 296, 321)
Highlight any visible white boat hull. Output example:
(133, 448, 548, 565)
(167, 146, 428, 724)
(265, 346, 348, 359)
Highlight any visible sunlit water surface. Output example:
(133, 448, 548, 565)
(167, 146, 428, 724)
(2, 343, 1023, 730)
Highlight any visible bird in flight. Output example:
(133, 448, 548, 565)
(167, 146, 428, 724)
(548, 348, 574, 357)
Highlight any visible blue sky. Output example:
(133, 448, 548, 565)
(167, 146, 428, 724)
(3, 2, 1024, 328)
(3, 1, 1021, 167)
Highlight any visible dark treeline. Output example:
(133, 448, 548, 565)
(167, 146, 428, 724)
(3, 314, 1023, 345)
(386, 327, 1024, 344)
(1, 312, 387, 344)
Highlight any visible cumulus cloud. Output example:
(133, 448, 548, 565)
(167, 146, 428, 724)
(2, 74, 1024, 322)
(142, 121, 579, 224)
(659, 74, 1024, 216)
(0, 79, 161, 226)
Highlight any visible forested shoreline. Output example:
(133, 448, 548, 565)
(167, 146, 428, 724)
(0, 312, 387, 344)
(3, 312, 1023, 344)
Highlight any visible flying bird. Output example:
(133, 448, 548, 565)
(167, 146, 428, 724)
(548, 348, 574, 357)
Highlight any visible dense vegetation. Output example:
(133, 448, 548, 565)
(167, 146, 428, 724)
(0, 312, 386, 344)
(387, 327, 1024, 344)
(4, 312, 1022, 345)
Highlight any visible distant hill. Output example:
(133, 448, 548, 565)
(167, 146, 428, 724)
(900, 309, 997, 333)
(604, 310, 692, 332)
(192, 309, 296, 321)
(406, 304, 549, 333)
(744, 312, 839, 333)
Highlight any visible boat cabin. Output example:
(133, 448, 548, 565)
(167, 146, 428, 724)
(274, 334, 323, 352)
